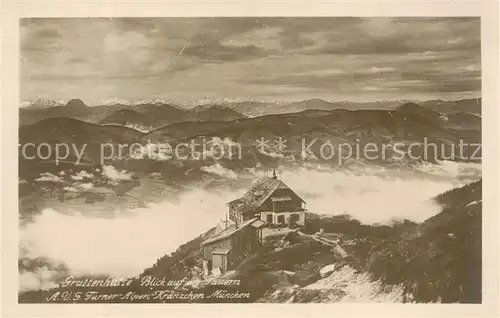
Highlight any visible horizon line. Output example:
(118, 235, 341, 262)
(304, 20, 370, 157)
(19, 96, 482, 108)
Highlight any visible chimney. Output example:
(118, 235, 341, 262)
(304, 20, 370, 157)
(272, 169, 277, 179)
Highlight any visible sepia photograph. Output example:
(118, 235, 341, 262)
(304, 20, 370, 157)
(0, 1, 497, 315)
(14, 16, 486, 305)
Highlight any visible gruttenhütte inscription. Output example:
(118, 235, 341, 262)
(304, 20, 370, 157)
(44, 275, 249, 303)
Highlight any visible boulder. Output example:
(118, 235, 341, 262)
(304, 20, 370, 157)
(319, 264, 337, 278)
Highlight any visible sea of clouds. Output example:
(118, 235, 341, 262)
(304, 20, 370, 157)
(19, 160, 481, 292)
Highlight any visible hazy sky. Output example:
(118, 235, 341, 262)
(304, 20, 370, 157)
(20, 17, 481, 105)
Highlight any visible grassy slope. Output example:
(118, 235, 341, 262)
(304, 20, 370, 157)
(348, 179, 482, 303)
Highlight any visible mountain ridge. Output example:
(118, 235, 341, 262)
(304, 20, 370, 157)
(19, 104, 482, 179)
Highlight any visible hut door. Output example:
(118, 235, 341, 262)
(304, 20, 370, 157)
(212, 254, 227, 273)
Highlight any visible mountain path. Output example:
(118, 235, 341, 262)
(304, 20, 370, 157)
(297, 231, 349, 258)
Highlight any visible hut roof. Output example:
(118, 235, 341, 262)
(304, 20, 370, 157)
(229, 177, 304, 215)
(201, 217, 258, 246)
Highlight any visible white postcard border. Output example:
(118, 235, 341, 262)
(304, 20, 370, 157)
(1, 1, 499, 317)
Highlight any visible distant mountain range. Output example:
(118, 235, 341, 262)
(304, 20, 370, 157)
(226, 99, 404, 117)
(20, 99, 246, 128)
(20, 98, 179, 109)
(99, 103, 245, 129)
(20, 99, 68, 109)
(223, 98, 481, 117)
(19, 98, 482, 128)
(19, 101, 482, 178)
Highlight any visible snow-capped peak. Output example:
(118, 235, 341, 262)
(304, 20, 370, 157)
(20, 99, 67, 108)
(99, 97, 174, 106)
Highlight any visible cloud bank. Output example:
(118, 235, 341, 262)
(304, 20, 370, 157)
(19, 161, 481, 291)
